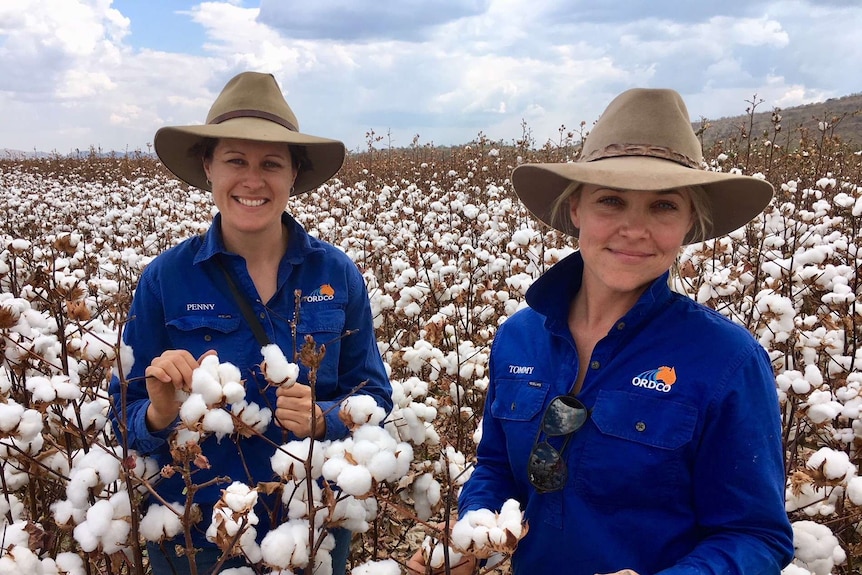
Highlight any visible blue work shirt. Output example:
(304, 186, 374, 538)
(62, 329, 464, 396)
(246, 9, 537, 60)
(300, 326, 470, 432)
(109, 212, 392, 544)
(459, 251, 793, 575)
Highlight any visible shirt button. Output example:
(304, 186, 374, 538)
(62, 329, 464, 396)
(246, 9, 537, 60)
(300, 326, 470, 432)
(511, 402, 516, 411)
(590, 360, 600, 370)
(259, 312, 266, 319)
(204, 334, 212, 342)
(635, 422, 646, 432)
(616, 322, 625, 330)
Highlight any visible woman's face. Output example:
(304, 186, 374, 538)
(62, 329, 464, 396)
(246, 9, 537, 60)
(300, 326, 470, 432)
(570, 184, 694, 297)
(203, 138, 297, 238)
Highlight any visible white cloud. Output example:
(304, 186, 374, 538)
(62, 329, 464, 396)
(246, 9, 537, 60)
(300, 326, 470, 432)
(0, 0, 859, 154)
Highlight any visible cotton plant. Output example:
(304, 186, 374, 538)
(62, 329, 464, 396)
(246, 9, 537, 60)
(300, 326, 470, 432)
(384, 377, 441, 446)
(139, 501, 189, 542)
(174, 353, 271, 444)
(419, 499, 527, 568)
(206, 481, 263, 564)
(51, 447, 158, 540)
(786, 447, 857, 517)
(259, 518, 334, 574)
(787, 520, 847, 575)
(71, 490, 132, 555)
(321, 421, 414, 498)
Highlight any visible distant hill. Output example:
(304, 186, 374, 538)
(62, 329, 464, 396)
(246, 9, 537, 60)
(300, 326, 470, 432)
(694, 93, 862, 149)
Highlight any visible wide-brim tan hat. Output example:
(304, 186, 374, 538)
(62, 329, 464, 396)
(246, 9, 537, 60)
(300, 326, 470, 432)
(512, 88, 774, 243)
(154, 71, 345, 195)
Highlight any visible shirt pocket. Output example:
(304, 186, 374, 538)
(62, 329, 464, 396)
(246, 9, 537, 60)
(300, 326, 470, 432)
(166, 315, 243, 356)
(574, 389, 697, 509)
(490, 378, 550, 463)
(295, 307, 345, 388)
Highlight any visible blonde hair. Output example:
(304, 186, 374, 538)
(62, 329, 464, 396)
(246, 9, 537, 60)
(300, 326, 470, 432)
(548, 182, 713, 243)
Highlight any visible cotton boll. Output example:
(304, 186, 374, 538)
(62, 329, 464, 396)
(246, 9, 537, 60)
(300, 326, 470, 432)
(349, 439, 381, 467)
(51, 498, 86, 526)
(411, 473, 441, 520)
(0, 522, 31, 549)
(271, 439, 326, 480)
(339, 394, 386, 427)
(16, 409, 44, 442)
(202, 408, 234, 440)
(219, 569, 256, 575)
(25, 375, 57, 402)
(0, 401, 25, 433)
(102, 518, 131, 554)
(806, 447, 855, 482)
(217, 361, 242, 387)
(366, 450, 398, 482)
(139, 503, 184, 541)
(394, 442, 414, 478)
(451, 517, 475, 551)
(847, 477, 862, 505)
(0, 546, 42, 574)
(174, 428, 201, 445)
(113, 342, 135, 379)
(198, 354, 221, 376)
(261, 344, 299, 387)
(427, 539, 462, 570)
(66, 467, 99, 507)
(336, 464, 373, 497)
(321, 457, 350, 483)
(222, 380, 246, 405)
(72, 521, 100, 552)
(0, 493, 23, 522)
(791, 520, 846, 575)
(232, 401, 272, 434)
(352, 424, 397, 451)
(52, 375, 82, 400)
(179, 393, 208, 425)
(330, 495, 374, 532)
(192, 369, 223, 405)
(223, 482, 259, 514)
(350, 558, 401, 575)
(84, 499, 114, 536)
(54, 552, 86, 574)
(259, 519, 310, 569)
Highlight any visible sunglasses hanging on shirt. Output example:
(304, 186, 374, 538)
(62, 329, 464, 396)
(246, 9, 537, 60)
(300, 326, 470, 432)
(527, 394, 589, 493)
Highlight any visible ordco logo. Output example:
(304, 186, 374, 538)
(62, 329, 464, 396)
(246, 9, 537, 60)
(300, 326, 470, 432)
(303, 284, 335, 303)
(631, 366, 677, 393)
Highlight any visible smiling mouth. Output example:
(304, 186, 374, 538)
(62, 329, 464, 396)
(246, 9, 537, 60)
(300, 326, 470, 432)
(610, 248, 652, 258)
(235, 197, 267, 207)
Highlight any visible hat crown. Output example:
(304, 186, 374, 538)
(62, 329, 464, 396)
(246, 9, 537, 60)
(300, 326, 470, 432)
(580, 88, 703, 167)
(205, 72, 299, 132)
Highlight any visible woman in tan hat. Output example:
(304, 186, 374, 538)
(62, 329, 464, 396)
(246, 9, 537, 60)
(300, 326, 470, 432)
(109, 72, 392, 574)
(409, 89, 793, 574)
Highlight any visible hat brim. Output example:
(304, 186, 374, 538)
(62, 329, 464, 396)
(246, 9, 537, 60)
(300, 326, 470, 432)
(153, 117, 346, 195)
(512, 157, 774, 243)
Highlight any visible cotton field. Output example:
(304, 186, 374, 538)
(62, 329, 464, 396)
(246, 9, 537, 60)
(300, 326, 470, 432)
(1, 127, 861, 574)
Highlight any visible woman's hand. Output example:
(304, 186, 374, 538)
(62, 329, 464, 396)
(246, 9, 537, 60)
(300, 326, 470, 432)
(406, 548, 477, 575)
(275, 383, 325, 439)
(145, 349, 215, 431)
(596, 571, 640, 575)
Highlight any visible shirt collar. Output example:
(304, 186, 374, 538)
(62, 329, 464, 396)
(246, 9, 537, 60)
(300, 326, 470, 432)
(525, 250, 673, 332)
(193, 212, 325, 265)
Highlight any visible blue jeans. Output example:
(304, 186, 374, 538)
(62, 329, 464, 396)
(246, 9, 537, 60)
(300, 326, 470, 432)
(146, 528, 351, 574)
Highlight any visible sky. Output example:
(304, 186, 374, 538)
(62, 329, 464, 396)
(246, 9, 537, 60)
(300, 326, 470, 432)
(0, 0, 860, 156)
